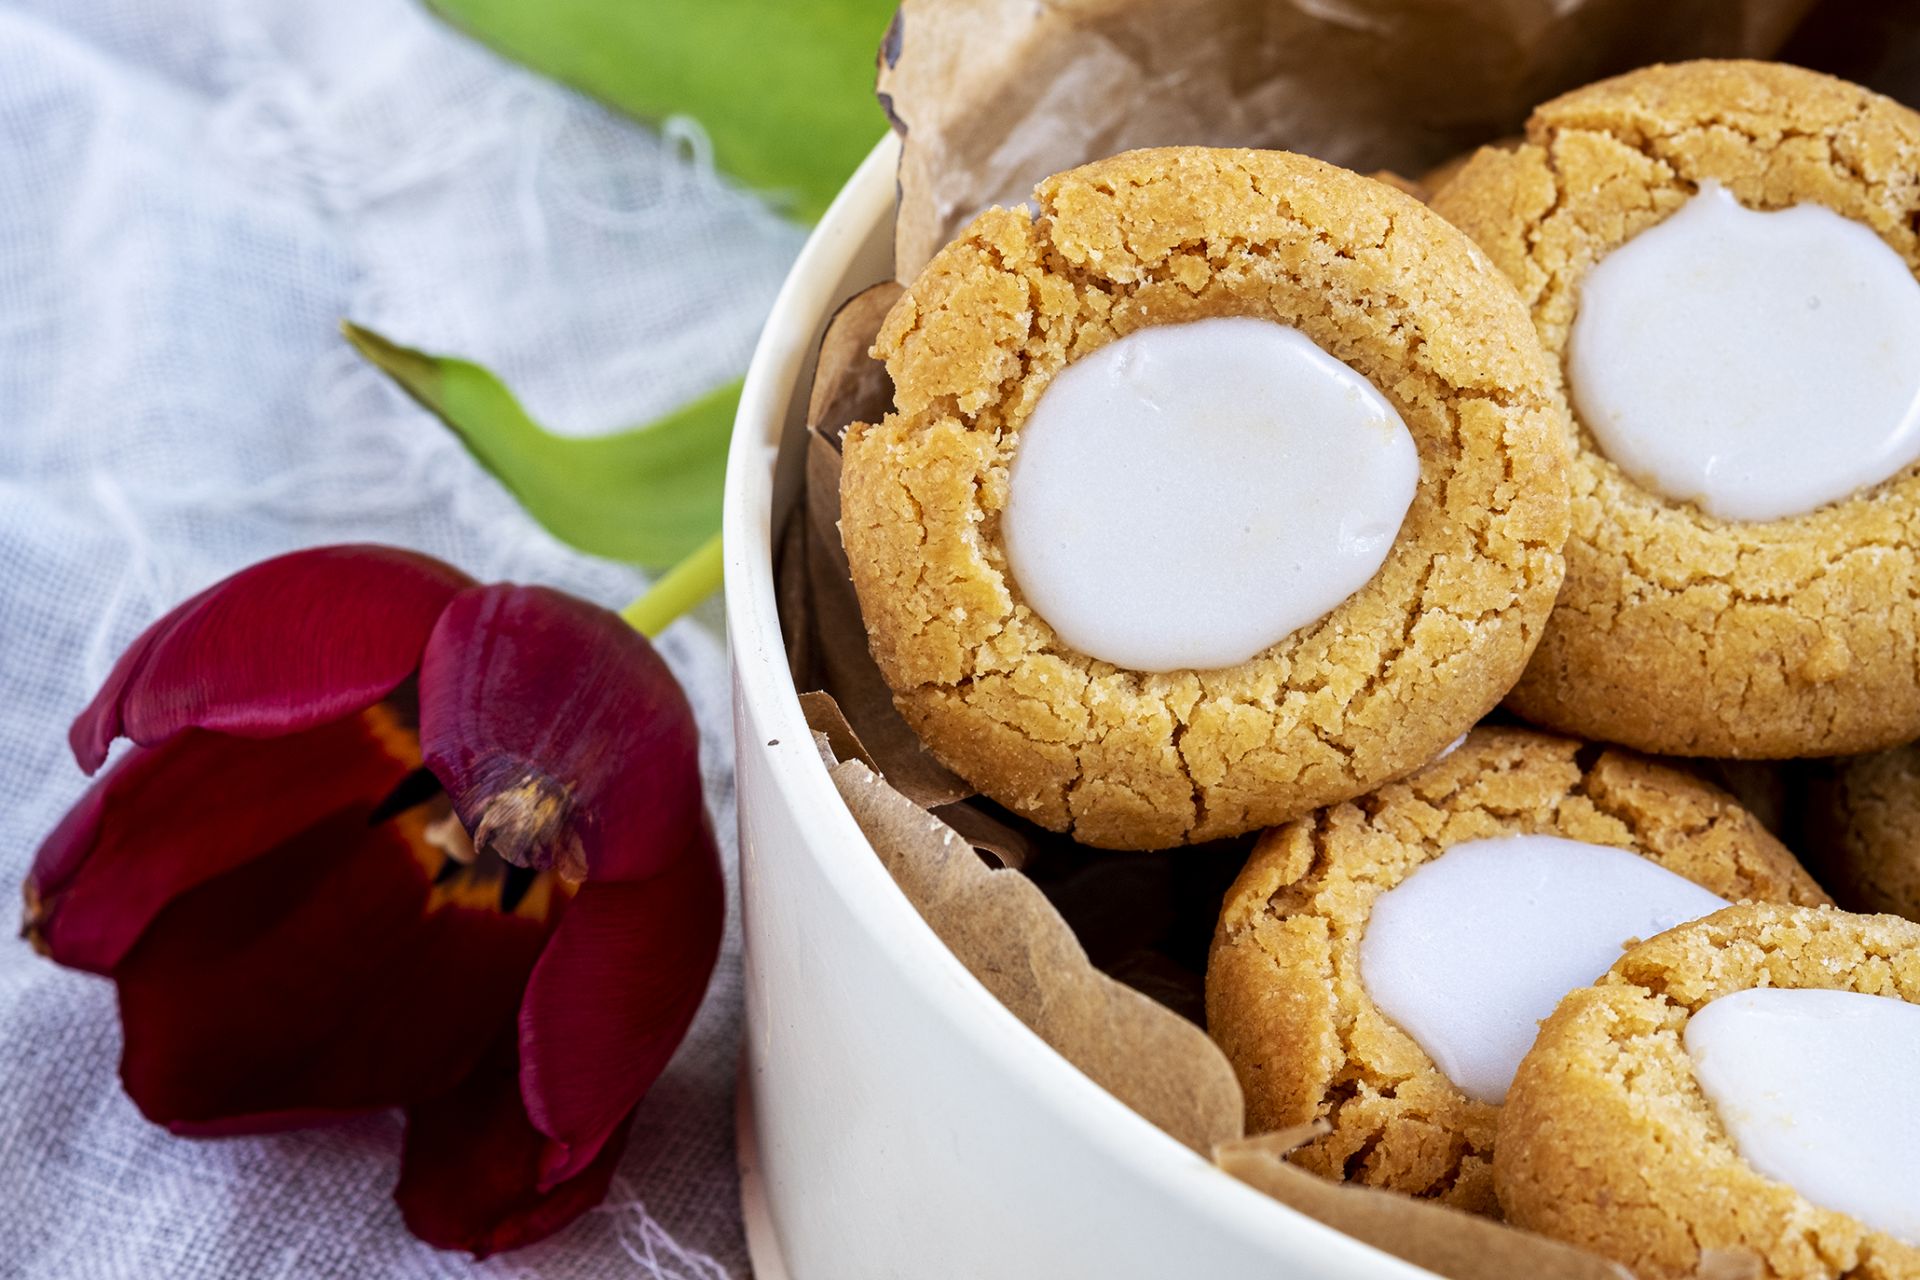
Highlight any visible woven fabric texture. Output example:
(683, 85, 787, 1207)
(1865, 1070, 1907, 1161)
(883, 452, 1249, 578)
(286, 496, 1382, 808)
(0, 0, 805, 1274)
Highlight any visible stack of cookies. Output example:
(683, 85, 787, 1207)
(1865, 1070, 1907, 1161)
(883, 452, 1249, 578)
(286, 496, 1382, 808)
(839, 59, 1920, 1280)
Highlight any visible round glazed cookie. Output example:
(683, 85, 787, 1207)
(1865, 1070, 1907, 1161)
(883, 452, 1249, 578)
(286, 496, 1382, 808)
(1497, 903, 1920, 1279)
(840, 147, 1573, 850)
(1205, 726, 1828, 1214)
(1430, 60, 1920, 758)
(1803, 743, 1920, 919)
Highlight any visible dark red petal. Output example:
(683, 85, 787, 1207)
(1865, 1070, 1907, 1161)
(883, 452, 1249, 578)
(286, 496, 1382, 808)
(518, 835, 724, 1188)
(397, 1036, 633, 1257)
(115, 802, 551, 1131)
(71, 544, 473, 773)
(27, 712, 416, 975)
(417, 585, 706, 885)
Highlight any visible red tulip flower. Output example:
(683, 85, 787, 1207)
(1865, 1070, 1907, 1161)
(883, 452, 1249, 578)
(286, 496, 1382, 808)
(22, 545, 724, 1256)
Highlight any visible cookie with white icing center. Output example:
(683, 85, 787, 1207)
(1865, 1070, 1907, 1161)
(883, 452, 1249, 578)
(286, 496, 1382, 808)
(1432, 60, 1920, 758)
(1498, 903, 1920, 1279)
(840, 147, 1572, 849)
(1205, 727, 1827, 1214)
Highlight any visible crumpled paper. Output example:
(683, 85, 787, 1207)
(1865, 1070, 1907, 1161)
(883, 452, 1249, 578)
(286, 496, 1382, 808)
(880, 0, 1817, 276)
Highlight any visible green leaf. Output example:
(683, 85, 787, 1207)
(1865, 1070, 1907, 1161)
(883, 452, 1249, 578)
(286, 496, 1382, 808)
(343, 322, 733, 570)
(425, 0, 898, 223)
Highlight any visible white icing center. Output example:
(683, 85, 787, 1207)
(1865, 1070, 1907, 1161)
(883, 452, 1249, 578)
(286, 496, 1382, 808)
(1000, 317, 1419, 672)
(1686, 988, 1920, 1244)
(1359, 834, 1727, 1105)
(1568, 181, 1920, 522)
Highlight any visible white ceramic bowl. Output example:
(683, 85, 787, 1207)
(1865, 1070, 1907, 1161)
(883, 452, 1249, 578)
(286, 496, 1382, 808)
(724, 135, 1431, 1280)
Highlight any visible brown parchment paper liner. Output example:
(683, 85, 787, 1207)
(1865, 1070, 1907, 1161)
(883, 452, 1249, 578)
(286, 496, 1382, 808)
(1215, 1128, 1640, 1280)
(793, 283, 973, 811)
(879, 0, 1817, 278)
(812, 730, 1244, 1153)
(769, 2, 1920, 1275)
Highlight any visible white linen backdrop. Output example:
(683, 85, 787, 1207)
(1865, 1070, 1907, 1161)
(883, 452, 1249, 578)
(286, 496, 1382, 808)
(0, 0, 810, 1274)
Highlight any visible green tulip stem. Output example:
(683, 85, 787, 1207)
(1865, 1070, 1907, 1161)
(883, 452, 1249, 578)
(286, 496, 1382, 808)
(621, 529, 724, 637)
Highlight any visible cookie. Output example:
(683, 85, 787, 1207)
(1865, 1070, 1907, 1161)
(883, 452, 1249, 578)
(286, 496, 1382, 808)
(1430, 60, 1920, 758)
(840, 147, 1572, 850)
(1803, 743, 1920, 919)
(1497, 903, 1920, 1279)
(1205, 726, 1828, 1214)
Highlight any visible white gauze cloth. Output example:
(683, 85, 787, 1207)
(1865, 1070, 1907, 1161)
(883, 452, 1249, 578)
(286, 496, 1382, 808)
(0, 0, 808, 1275)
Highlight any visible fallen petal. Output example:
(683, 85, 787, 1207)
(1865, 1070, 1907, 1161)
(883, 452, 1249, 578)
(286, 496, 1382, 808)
(397, 1036, 633, 1257)
(71, 544, 472, 773)
(116, 802, 551, 1131)
(518, 839, 724, 1188)
(28, 710, 416, 974)
(419, 584, 706, 884)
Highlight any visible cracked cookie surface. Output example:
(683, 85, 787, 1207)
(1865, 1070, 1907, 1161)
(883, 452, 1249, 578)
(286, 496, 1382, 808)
(1496, 903, 1920, 1279)
(1205, 726, 1827, 1215)
(1430, 60, 1920, 758)
(840, 147, 1572, 850)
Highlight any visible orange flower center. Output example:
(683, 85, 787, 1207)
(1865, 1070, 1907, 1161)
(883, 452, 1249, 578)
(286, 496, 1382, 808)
(365, 704, 573, 925)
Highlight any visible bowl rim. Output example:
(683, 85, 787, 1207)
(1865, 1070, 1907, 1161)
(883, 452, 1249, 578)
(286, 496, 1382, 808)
(721, 132, 1434, 1279)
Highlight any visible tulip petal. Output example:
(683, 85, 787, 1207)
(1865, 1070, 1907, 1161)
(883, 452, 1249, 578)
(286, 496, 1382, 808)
(114, 802, 552, 1131)
(518, 840, 724, 1188)
(397, 1036, 633, 1257)
(28, 712, 417, 974)
(418, 584, 706, 885)
(71, 544, 472, 773)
